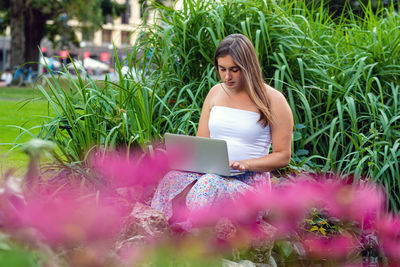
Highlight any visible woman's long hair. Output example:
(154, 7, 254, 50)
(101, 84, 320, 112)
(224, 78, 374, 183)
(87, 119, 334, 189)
(214, 34, 272, 127)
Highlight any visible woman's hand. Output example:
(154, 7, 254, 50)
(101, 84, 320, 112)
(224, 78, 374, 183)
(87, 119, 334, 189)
(229, 160, 248, 172)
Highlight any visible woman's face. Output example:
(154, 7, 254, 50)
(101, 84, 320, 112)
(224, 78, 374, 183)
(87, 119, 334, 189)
(217, 55, 243, 91)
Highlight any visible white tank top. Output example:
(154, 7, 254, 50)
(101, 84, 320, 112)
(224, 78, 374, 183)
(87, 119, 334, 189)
(209, 106, 272, 161)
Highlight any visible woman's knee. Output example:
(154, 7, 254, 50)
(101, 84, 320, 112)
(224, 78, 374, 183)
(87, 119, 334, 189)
(188, 174, 224, 196)
(163, 170, 199, 181)
(163, 170, 184, 180)
(157, 170, 197, 188)
(185, 174, 224, 209)
(197, 173, 225, 185)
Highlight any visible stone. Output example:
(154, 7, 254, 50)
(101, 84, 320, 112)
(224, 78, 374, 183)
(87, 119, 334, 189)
(222, 259, 256, 267)
(120, 202, 169, 240)
(114, 235, 147, 264)
(222, 259, 277, 267)
(215, 217, 237, 241)
(231, 220, 278, 266)
(238, 260, 257, 267)
(252, 220, 277, 248)
(255, 255, 277, 267)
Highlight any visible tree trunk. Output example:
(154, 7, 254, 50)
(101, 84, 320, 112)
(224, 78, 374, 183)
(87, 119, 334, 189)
(10, 0, 26, 69)
(24, 7, 48, 71)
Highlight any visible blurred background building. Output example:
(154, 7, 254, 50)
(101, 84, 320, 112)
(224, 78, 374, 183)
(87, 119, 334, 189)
(0, 0, 176, 72)
(44, 0, 146, 64)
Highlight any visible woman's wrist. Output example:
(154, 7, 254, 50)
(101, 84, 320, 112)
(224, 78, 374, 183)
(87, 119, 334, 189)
(230, 160, 252, 172)
(241, 160, 250, 171)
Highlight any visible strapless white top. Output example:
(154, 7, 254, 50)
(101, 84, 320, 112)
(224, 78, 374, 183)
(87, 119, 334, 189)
(209, 106, 272, 161)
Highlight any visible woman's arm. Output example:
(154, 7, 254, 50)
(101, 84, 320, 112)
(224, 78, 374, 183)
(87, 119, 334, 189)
(230, 88, 293, 172)
(196, 85, 218, 138)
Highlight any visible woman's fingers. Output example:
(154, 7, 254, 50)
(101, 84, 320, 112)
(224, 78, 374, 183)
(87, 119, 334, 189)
(229, 161, 245, 171)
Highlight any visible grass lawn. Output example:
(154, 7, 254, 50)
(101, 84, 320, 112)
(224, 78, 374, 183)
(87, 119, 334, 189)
(0, 86, 44, 100)
(0, 87, 53, 175)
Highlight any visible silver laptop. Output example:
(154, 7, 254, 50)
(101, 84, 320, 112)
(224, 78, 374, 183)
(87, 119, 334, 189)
(164, 133, 244, 177)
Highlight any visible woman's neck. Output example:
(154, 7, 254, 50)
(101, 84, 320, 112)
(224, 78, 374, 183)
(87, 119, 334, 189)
(221, 83, 246, 96)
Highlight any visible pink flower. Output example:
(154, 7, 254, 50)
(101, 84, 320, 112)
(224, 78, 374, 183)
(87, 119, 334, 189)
(16, 189, 125, 247)
(188, 183, 272, 228)
(92, 150, 171, 190)
(265, 179, 326, 235)
(321, 181, 384, 225)
(375, 215, 400, 264)
(190, 175, 385, 244)
(303, 234, 358, 259)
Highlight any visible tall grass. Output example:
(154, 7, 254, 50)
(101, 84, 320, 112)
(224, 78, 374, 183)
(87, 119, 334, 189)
(128, 0, 400, 210)
(260, 1, 400, 209)
(33, 0, 400, 210)
(35, 65, 164, 162)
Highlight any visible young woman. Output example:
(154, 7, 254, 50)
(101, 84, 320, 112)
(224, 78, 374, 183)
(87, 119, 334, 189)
(151, 34, 293, 225)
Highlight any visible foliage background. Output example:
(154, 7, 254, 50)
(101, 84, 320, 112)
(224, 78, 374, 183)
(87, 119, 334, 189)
(32, 0, 400, 210)
(0, 0, 126, 69)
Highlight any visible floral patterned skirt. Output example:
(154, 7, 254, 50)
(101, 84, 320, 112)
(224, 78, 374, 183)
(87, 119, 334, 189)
(151, 170, 270, 220)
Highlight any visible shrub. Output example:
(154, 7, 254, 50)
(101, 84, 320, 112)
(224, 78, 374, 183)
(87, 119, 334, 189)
(34, 0, 400, 210)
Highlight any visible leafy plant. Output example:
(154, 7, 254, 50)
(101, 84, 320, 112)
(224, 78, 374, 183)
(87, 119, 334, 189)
(31, 0, 400, 211)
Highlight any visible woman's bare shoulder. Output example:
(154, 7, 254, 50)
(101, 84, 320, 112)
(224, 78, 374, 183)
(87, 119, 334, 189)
(265, 84, 287, 103)
(204, 83, 223, 106)
(265, 84, 293, 126)
(209, 83, 223, 95)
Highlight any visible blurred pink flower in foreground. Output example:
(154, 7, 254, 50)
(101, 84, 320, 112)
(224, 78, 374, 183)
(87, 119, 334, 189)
(17, 189, 125, 247)
(3, 147, 395, 265)
(190, 176, 385, 245)
(8, 149, 175, 249)
(375, 215, 400, 264)
(321, 181, 384, 225)
(303, 234, 358, 259)
(92, 150, 171, 189)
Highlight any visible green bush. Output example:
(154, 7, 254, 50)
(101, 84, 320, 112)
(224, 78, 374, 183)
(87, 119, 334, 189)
(36, 0, 399, 210)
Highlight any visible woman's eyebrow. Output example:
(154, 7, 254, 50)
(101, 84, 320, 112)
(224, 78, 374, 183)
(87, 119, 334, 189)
(218, 65, 240, 69)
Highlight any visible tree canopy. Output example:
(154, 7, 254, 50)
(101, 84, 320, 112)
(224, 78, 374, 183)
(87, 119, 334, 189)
(0, 0, 126, 69)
